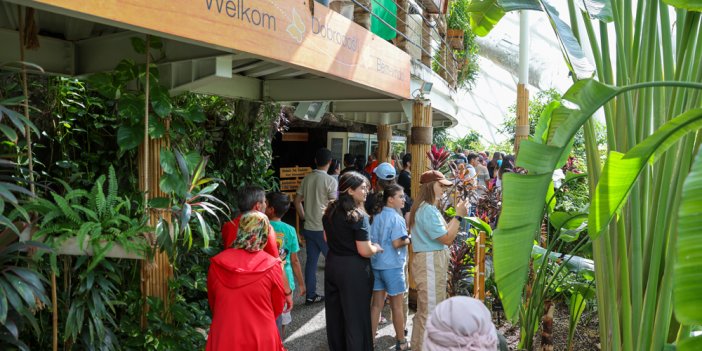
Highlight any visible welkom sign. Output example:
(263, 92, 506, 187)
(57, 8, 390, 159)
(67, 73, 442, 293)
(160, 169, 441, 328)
(20, 0, 412, 99)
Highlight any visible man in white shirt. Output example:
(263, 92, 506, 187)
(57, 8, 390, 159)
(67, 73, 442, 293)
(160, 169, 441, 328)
(294, 148, 338, 305)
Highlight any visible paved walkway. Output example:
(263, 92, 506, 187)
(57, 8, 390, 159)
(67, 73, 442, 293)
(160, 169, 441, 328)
(283, 248, 416, 350)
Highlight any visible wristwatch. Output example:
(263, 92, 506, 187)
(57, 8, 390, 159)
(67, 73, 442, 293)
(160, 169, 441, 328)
(454, 215, 464, 223)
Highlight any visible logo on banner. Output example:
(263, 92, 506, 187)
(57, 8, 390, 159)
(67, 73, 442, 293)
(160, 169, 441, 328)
(286, 8, 306, 43)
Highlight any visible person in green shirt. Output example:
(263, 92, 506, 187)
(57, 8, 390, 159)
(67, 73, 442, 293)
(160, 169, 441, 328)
(266, 192, 306, 338)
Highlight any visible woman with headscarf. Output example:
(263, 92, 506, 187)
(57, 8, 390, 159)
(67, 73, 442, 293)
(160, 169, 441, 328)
(423, 296, 499, 351)
(323, 171, 382, 350)
(206, 211, 288, 351)
(408, 170, 468, 351)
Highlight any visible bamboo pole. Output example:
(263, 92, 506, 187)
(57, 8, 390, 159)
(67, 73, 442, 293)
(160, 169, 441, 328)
(407, 100, 432, 293)
(17, 6, 53, 349)
(515, 10, 530, 155)
(515, 84, 529, 154)
(138, 37, 172, 326)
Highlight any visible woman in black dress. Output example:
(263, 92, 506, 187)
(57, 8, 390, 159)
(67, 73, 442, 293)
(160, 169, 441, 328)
(323, 171, 383, 351)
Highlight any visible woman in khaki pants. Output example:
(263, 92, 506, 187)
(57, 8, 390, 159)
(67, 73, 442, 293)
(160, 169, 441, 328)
(407, 170, 468, 351)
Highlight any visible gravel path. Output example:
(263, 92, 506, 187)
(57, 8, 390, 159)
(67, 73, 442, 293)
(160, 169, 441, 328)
(282, 249, 416, 351)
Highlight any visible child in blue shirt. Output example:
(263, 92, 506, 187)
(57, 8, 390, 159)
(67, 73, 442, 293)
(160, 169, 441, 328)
(265, 192, 306, 339)
(369, 184, 411, 350)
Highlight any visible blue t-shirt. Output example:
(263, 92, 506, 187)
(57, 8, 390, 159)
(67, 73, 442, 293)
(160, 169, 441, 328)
(370, 207, 408, 270)
(270, 220, 300, 291)
(411, 203, 448, 252)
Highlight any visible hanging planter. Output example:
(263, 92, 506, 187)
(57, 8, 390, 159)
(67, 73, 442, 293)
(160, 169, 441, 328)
(447, 29, 465, 50)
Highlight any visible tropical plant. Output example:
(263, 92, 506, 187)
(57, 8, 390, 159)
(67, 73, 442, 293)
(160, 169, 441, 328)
(152, 148, 229, 259)
(447, 129, 485, 153)
(27, 166, 150, 269)
(62, 256, 124, 350)
(427, 144, 451, 170)
(0, 95, 39, 235)
(467, 1, 702, 350)
(86, 36, 205, 154)
(0, 240, 50, 351)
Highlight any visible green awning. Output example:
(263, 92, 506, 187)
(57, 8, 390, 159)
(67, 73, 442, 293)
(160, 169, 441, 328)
(371, 0, 397, 40)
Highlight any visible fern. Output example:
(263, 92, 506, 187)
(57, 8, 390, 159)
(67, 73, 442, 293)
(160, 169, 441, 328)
(51, 192, 81, 225)
(94, 175, 107, 218)
(106, 165, 118, 210)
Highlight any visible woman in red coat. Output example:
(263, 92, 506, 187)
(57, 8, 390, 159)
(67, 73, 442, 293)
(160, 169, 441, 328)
(206, 211, 288, 351)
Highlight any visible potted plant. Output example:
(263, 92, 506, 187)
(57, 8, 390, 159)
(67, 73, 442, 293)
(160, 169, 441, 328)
(446, 0, 470, 50)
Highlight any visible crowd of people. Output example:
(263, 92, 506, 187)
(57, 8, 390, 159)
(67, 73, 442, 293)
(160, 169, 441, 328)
(205, 147, 509, 351)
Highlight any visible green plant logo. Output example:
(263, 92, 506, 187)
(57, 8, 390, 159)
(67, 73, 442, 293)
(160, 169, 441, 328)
(287, 8, 306, 44)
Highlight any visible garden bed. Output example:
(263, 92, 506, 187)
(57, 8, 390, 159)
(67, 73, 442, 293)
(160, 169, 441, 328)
(496, 302, 600, 351)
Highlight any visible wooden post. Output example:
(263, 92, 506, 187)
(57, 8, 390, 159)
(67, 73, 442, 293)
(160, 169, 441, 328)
(377, 123, 392, 163)
(408, 100, 432, 294)
(421, 15, 432, 66)
(474, 230, 486, 301)
(515, 83, 530, 154)
(139, 136, 173, 325)
(515, 11, 530, 155)
(353, 0, 371, 29)
(394, 0, 408, 52)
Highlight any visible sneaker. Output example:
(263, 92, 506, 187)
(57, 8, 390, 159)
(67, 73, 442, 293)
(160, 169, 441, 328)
(305, 294, 325, 305)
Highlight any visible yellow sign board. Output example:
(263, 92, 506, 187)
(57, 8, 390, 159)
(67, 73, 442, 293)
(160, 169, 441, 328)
(280, 166, 312, 179)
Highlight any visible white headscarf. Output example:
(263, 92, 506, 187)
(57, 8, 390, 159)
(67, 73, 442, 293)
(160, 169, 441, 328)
(422, 296, 498, 351)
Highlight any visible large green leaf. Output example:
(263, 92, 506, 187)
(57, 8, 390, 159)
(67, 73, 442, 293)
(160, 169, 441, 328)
(150, 85, 173, 118)
(549, 79, 620, 146)
(663, 0, 702, 11)
(539, 0, 595, 79)
(468, 0, 507, 36)
(494, 172, 552, 321)
(515, 140, 564, 173)
(576, 0, 614, 22)
(589, 108, 702, 239)
(674, 146, 702, 326)
(467, 0, 541, 36)
(116, 124, 143, 151)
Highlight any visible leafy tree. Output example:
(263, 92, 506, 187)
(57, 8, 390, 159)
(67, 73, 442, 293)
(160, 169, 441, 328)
(447, 129, 485, 152)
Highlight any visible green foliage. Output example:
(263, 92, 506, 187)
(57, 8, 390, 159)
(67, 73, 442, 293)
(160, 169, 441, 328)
(0, 241, 50, 351)
(674, 147, 702, 349)
(152, 149, 229, 260)
(206, 100, 282, 209)
(63, 257, 123, 349)
(27, 165, 151, 268)
(436, 0, 480, 90)
(590, 108, 702, 238)
(85, 37, 204, 154)
(446, 129, 485, 152)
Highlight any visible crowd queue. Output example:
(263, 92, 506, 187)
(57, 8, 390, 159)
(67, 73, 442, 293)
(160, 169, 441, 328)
(206, 147, 512, 350)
